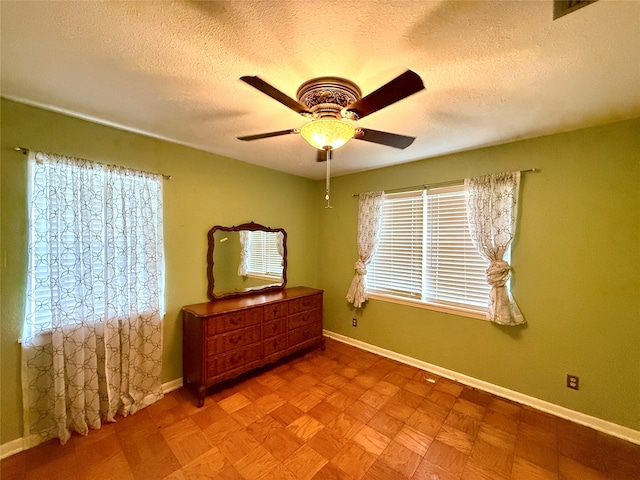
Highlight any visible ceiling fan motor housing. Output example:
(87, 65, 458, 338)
(296, 77, 362, 119)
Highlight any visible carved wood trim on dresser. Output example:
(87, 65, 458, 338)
(182, 286, 324, 407)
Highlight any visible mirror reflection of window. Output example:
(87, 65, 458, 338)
(242, 231, 284, 281)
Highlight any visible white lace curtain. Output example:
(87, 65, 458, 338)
(346, 191, 384, 308)
(276, 231, 285, 267)
(237, 230, 250, 276)
(22, 151, 165, 446)
(465, 171, 525, 326)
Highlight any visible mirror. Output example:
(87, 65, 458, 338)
(207, 222, 287, 300)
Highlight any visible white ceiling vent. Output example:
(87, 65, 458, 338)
(554, 0, 599, 20)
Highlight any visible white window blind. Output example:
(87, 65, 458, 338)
(368, 185, 491, 313)
(368, 191, 425, 298)
(246, 231, 282, 279)
(425, 186, 490, 309)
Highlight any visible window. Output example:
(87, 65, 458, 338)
(367, 185, 491, 315)
(245, 230, 283, 280)
(23, 152, 165, 339)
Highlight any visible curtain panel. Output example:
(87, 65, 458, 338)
(22, 151, 165, 446)
(237, 230, 250, 276)
(276, 231, 285, 267)
(346, 191, 385, 308)
(464, 171, 525, 326)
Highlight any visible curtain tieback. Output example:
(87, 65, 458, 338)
(486, 260, 511, 287)
(353, 259, 367, 276)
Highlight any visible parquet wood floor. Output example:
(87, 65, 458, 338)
(2, 338, 639, 479)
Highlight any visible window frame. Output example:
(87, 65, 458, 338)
(366, 184, 493, 320)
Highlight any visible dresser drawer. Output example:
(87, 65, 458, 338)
(209, 343, 262, 377)
(264, 318, 286, 339)
(208, 307, 263, 335)
(212, 324, 261, 354)
(264, 301, 288, 321)
(288, 308, 322, 330)
(288, 294, 323, 315)
(288, 321, 322, 345)
(263, 334, 287, 356)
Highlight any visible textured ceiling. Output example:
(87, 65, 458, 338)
(2, 0, 639, 179)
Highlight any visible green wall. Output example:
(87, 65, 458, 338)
(0, 99, 320, 444)
(317, 117, 640, 431)
(2, 98, 639, 446)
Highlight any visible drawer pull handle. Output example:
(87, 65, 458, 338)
(272, 340, 278, 348)
(230, 317, 240, 325)
(273, 307, 279, 316)
(272, 324, 278, 332)
(230, 337, 240, 344)
(230, 356, 240, 365)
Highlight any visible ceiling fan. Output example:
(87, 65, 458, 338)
(237, 70, 425, 162)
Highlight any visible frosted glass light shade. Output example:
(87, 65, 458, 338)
(300, 119, 355, 150)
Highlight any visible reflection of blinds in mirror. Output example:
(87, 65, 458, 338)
(246, 231, 283, 279)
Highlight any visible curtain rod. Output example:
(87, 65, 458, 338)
(14, 146, 172, 180)
(352, 168, 538, 197)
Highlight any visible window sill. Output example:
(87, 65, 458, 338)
(247, 273, 282, 282)
(367, 293, 489, 321)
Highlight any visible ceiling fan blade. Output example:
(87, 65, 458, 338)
(316, 149, 333, 162)
(237, 129, 298, 141)
(344, 70, 425, 120)
(355, 128, 416, 149)
(240, 76, 312, 116)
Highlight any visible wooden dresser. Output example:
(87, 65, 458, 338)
(182, 286, 323, 406)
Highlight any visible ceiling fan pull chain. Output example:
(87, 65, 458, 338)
(325, 148, 332, 209)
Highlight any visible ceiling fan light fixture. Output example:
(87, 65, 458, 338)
(300, 118, 355, 150)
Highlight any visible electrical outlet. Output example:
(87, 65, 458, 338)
(567, 374, 579, 390)
(352, 318, 357, 327)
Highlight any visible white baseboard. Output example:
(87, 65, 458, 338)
(162, 377, 184, 394)
(0, 378, 185, 460)
(0, 438, 24, 460)
(323, 330, 640, 445)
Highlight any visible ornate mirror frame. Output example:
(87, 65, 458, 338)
(207, 222, 287, 300)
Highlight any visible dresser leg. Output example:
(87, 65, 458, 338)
(320, 336, 326, 351)
(197, 385, 206, 408)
